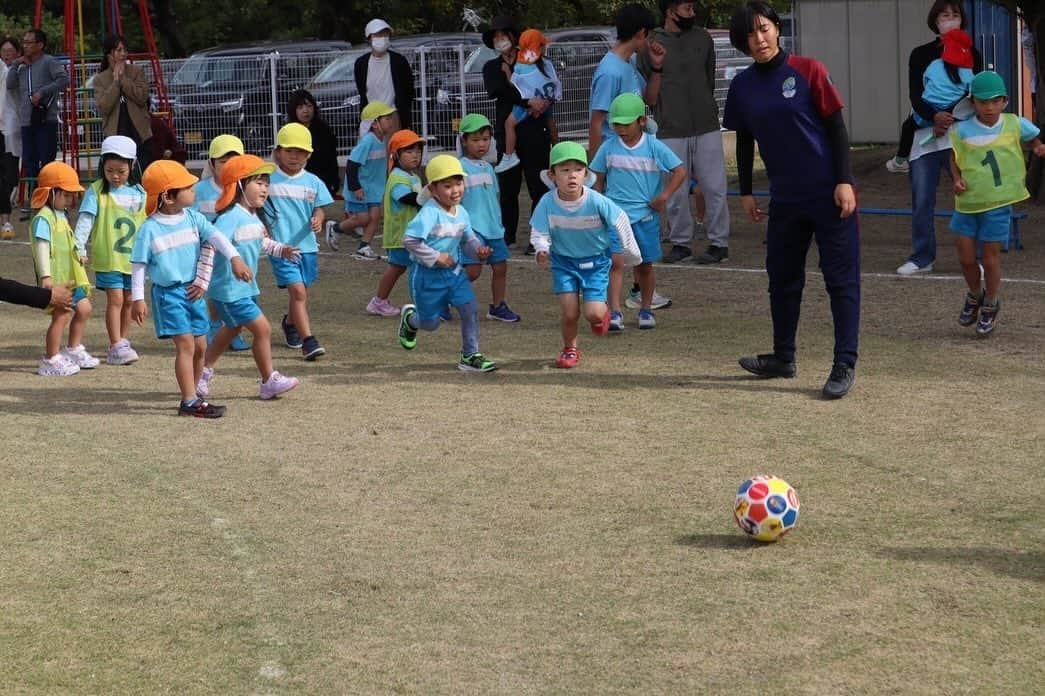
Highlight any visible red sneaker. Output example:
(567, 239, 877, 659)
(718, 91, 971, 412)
(555, 346, 580, 369)
(590, 310, 610, 336)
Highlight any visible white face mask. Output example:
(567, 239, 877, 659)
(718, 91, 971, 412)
(937, 18, 961, 35)
(371, 36, 390, 53)
(494, 38, 513, 54)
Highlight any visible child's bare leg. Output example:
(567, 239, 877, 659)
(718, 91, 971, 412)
(192, 335, 207, 385)
(67, 297, 92, 348)
(45, 310, 71, 357)
(634, 262, 654, 310)
(204, 325, 238, 368)
(120, 290, 133, 341)
(360, 206, 382, 244)
(207, 299, 221, 321)
(955, 237, 982, 294)
(172, 334, 197, 401)
(491, 262, 507, 306)
(105, 289, 123, 345)
(339, 209, 369, 233)
(980, 242, 1002, 300)
(244, 315, 274, 381)
(466, 264, 482, 282)
(608, 253, 624, 313)
(287, 283, 312, 338)
(504, 113, 518, 155)
(376, 265, 406, 299)
(581, 300, 608, 330)
(558, 293, 581, 347)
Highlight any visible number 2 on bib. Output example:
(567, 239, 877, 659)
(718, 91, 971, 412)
(113, 217, 136, 254)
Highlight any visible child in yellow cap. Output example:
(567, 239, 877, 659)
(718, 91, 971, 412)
(267, 122, 334, 360)
(397, 155, 497, 372)
(130, 160, 253, 418)
(30, 161, 94, 376)
(324, 100, 399, 259)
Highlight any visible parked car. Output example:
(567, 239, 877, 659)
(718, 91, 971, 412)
(306, 33, 482, 153)
(429, 26, 615, 147)
(169, 39, 352, 158)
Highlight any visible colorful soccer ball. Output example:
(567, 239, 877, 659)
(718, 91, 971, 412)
(734, 475, 800, 542)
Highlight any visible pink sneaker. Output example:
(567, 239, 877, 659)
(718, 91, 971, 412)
(259, 371, 299, 400)
(366, 296, 401, 317)
(106, 339, 140, 365)
(196, 366, 214, 397)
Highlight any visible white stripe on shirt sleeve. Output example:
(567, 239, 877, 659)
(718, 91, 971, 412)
(614, 212, 642, 266)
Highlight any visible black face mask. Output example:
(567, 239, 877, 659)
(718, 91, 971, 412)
(675, 14, 697, 31)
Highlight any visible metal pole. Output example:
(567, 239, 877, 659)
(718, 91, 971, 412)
(458, 44, 467, 118)
(419, 48, 429, 144)
(270, 52, 279, 145)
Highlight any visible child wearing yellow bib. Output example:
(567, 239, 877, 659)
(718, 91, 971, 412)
(949, 71, 1045, 336)
(30, 162, 95, 376)
(74, 136, 147, 365)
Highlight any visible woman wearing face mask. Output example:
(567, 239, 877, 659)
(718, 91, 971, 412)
(354, 19, 415, 129)
(894, 1, 982, 276)
(481, 16, 552, 251)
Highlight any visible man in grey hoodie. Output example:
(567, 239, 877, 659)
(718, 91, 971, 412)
(6, 28, 68, 213)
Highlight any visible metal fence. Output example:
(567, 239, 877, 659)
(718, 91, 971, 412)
(66, 40, 753, 166)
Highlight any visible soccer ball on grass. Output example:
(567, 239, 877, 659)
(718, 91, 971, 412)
(734, 475, 799, 542)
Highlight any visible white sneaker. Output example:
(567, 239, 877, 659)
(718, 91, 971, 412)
(0, 222, 13, 240)
(259, 371, 299, 400)
(196, 366, 214, 397)
(63, 344, 100, 369)
(624, 289, 673, 310)
(896, 261, 933, 276)
(106, 339, 139, 365)
(353, 243, 377, 261)
(366, 296, 401, 317)
(885, 156, 910, 173)
(494, 152, 521, 174)
(324, 220, 340, 251)
(38, 354, 80, 376)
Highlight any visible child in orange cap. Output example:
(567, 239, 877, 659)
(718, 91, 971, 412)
(496, 29, 562, 174)
(30, 161, 95, 377)
(130, 160, 253, 418)
(196, 154, 302, 401)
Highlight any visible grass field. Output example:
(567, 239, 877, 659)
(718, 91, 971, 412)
(2, 148, 1044, 693)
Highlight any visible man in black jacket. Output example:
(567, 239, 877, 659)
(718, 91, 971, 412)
(354, 19, 415, 130)
(482, 16, 552, 251)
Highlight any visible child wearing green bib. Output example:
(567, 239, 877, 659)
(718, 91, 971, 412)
(949, 71, 1045, 336)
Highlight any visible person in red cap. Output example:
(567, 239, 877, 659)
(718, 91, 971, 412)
(130, 160, 252, 418)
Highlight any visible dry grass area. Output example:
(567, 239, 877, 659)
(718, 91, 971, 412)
(1, 147, 1044, 693)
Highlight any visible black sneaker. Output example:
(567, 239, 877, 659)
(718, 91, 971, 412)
(958, 290, 985, 327)
(663, 245, 692, 264)
(301, 335, 325, 360)
(281, 314, 302, 349)
(178, 398, 226, 418)
(739, 353, 797, 378)
(822, 362, 855, 399)
(976, 299, 1000, 336)
(524, 244, 536, 256)
(695, 245, 728, 264)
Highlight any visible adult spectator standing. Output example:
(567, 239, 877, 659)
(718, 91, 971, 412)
(354, 19, 415, 130)
(482, 16, 552, 251)
(0, 36, 22, 238)
(93, 34, 153, 171)
(286, 89, 340, 196)
(639, 0, 731, 265)
(896, 1, 980, 276)
(6, 29, 68, 215)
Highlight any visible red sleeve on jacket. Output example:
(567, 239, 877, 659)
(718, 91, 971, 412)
(788, 54, 845, 118)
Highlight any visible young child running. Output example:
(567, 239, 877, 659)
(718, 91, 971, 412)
(30, 162, 95, 376)
(949, 70, 1045, 336)
(496, 29, 562, 174)
(590, 93, 685, 330)
(458, 113, 520, 322)
(130, 161, 252, 418)
(324, 101, 398, 260)
(530, 142, 641, 368)
(397, 154, 498, 372)
(266, 123, 334, 360)
(73, 135, 146, 365)
(191, 134, 250, 351)
(197, 155, 301, 400)
(366, 128, 424, 317)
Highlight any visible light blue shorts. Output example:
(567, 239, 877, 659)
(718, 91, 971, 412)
(950, 206, 1012, 244)
(462, 233, 510, 265)
(95, 270, 132, 290)
(386, 248, 411, 268)
(270, 251, 318, 288)
(409, 264, 476, 323)
(550, 252, 612, 302)
(213, 296, 263, 328)
(631, 215, 662, 263)
(346, 199, 380, 214)
(151, 283, 209, 339)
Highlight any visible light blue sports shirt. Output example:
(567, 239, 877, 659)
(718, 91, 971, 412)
(267, 168, 334, 253)
(590, 133, 682, 223)
(460, 157, 504, 239)
(131, 208, 226, 287)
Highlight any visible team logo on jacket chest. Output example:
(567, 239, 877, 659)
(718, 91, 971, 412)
(781, 76, 797, 99)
